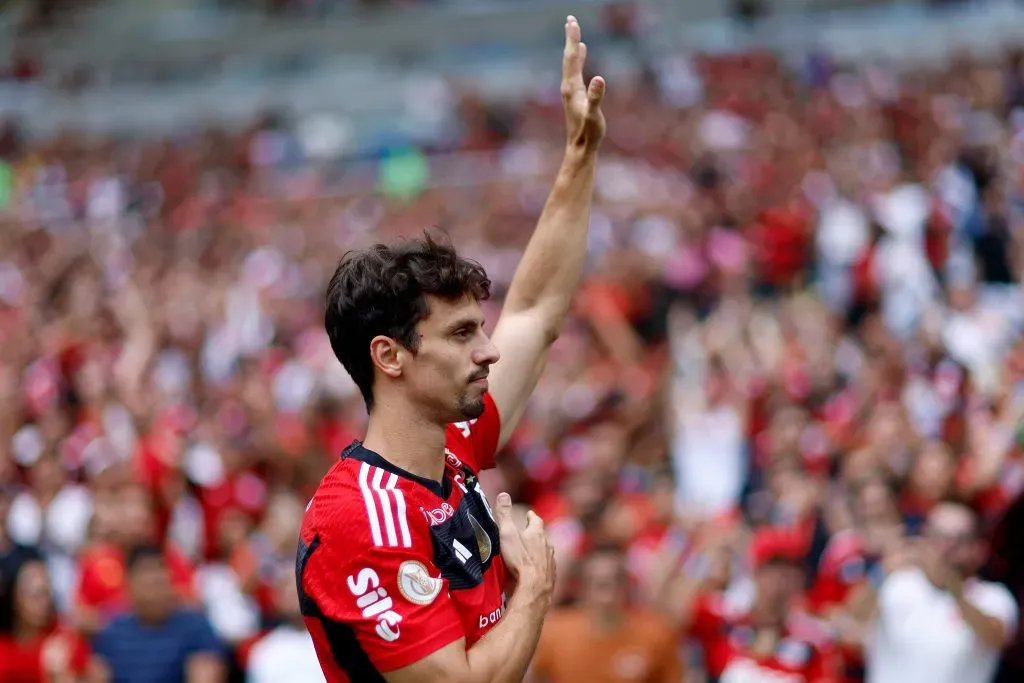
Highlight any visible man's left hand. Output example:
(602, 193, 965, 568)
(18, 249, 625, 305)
(561, 15, 606, 154)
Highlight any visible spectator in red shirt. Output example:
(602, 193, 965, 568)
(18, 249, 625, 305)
(0, 559, 98, 683)
(74, 485, 195, 634)
(691, 528, 841, 683)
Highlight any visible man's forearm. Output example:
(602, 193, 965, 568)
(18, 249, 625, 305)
(465, 586, 549, 683)
(503, 149, 598, 326)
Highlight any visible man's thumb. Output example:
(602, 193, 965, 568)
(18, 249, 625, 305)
(587, 76, 606, 107)
(493, 492, 513, 525)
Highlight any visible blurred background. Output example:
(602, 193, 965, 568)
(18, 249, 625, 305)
(1, 0, 1023, 682)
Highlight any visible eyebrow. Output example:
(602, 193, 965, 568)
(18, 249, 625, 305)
(444, 317, 484, 334)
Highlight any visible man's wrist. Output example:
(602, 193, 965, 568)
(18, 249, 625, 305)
(561, 145, 599, 169)
(511, 574, 553, 614)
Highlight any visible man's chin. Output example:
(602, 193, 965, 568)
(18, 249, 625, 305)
(457, 396, 487, 421)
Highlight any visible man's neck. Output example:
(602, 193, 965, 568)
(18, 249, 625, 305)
(13, 620, 43, 643)
(363, 400, 448, 483)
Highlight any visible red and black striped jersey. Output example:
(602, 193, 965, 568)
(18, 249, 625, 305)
(296, 393, 508, 681)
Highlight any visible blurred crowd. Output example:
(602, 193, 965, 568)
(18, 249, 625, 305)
(1, 26, 1024, 683)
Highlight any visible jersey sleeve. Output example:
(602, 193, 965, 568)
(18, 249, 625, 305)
(298, 519, 465, 673)
(446, 391, 502, 472)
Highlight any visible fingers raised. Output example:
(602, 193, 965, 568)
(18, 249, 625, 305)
(562, 15, 585, 97)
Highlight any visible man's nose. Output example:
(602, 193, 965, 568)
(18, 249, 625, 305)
(476, 338, 500, 366)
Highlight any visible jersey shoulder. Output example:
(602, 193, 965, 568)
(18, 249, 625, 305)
(301, 455, 428, 555)
(443, 391, 503, 473)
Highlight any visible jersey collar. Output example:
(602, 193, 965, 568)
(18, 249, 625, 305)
(342, 441, 452, 499)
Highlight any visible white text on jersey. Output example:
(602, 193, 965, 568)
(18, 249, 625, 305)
(347, 568, 402, 642)
(422, 502, 456, 526)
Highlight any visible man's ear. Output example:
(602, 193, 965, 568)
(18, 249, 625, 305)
(369, 336, 404, 378)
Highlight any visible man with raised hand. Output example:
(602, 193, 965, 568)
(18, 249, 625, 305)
(296, 15, 606, 683)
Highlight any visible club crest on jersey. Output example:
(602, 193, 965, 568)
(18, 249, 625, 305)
(776, 639, 811, 668)
(468, 513, 492, 563)
(397, 561, 444, 606)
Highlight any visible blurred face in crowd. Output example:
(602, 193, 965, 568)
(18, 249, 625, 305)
(768, 406, 806, 460)
(909, 441, 955, 501)
(923, 502, 982, 576)
(119, 485, 155, 545)
(90, 490, 121, 542)
(128, 554, 175, 622)
(854, 476, 900, 528)
(217, 508, 251, 559)
(579, 550, 628, 616)
(30, 456, 65, 500)
(866, 403, 907, 458)
(274, 570, 303, 626)
(13, 560, 54, 632)
(389, 295, 499, 423)
(565, 469, 607, 524)
(585, 423, 627, 477)
(262, 492, 304, 553)
(754, 559, 804, 621)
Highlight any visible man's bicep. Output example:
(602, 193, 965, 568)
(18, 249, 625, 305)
(301, 539, 465, 675)
(488, 310, 550, 450)
(382, 638, 471, 683)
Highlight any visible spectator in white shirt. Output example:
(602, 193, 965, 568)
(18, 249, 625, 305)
(246, 570, 325, 683)
(866, 501, 1019, 683)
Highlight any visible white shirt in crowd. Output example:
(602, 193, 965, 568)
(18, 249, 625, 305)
(246, 625, 327, 683)
(867, 567, 1019, 683)
(671, 404, 747, 519)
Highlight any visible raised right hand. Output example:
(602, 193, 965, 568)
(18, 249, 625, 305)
(493, 492, 556, 603)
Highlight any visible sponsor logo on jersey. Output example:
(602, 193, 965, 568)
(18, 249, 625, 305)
(468, 513, 492, 563)
(453, 539, 473, 564)
(397, 561, 444, 606)
(422, 502, 456, 526)
(347, 568, 402, 642)
(478, 591, 507, 628)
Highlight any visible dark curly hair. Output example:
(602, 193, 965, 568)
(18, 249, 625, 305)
(325, 233, 491, 411)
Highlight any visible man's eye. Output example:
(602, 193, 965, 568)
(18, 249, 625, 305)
(453, 329, 472, 339)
